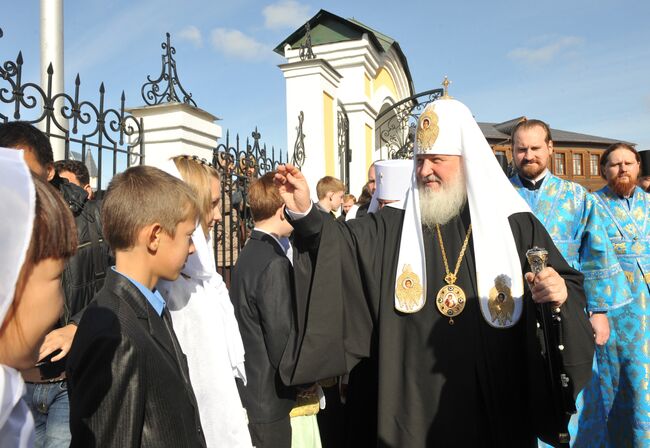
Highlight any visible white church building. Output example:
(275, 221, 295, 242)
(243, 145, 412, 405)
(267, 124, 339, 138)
(276, 9, 417, 198)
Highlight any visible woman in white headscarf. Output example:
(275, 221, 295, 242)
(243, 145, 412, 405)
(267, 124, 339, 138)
(0, 148, 77, 447)
(157, 155, 252, 448)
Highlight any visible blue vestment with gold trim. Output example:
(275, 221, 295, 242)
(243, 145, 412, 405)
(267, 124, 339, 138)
(594, 185, 650, 447)
(512, 174, 632, 447)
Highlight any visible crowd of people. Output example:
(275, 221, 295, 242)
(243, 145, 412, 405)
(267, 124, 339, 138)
(0, 95, 648, 448)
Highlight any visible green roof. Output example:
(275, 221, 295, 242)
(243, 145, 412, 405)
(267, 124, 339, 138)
(274, 9, 414, 96)
(348, 18, 395, 52)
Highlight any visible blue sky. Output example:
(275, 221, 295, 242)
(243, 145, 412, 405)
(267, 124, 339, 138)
(2, 0, 649, 158)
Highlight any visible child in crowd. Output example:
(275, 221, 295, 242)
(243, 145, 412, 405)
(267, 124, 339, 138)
(315, 176, 345, 219)
(66, 165, 206, 448)
(230, 172, 321, 448)
(337, 194, 356, 222)
(156, 155, 252, 448)
(0, 148, 77, 447)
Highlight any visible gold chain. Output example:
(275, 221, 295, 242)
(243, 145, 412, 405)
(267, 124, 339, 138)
(435, 223, 472, 285)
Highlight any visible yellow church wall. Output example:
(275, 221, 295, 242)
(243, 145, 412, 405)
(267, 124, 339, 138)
(365, 123, 373, 171)
(374, 67, 398, 99)
(323, 91, 335, 176)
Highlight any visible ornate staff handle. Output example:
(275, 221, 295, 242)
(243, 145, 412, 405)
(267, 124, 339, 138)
(526, 247, 548, 275)
(526, 247, 573, 447)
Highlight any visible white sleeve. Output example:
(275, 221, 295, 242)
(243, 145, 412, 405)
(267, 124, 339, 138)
(285, 202, 313, 220)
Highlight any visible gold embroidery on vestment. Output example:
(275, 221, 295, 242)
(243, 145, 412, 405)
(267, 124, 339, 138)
(395, 264, 424, 313)
(488, 275, 514, 326)
(416, 108, 439, 151)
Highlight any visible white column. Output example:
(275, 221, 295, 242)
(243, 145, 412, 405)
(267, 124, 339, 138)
(343, 103, 377, 198)
(281, 56, 341, 200)
(128, 103, 221, 169)
(40, 0, 67, 161)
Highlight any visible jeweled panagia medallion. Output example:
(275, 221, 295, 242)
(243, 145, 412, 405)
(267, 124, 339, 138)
(435, 224, 472, 325)
(436, 284, 466, 325)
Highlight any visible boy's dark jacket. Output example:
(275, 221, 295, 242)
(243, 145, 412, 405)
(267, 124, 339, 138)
(230, 229, 298, 423)
(66, 269, 206, 448)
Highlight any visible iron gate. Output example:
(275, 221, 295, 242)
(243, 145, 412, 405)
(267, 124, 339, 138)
(0, 28, 144, 192)
(212, 129, 288, 286)
(375, 88, 444, 159)
(1, 28, 287, 286)
(337, 104, 351, 192)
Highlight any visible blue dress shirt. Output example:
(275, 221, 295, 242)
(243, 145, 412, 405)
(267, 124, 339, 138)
(111, 267, 166, 316)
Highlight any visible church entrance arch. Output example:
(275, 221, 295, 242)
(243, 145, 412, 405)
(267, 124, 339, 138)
(375, 88, 443, 159)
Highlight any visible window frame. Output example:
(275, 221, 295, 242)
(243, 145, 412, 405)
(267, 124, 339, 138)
(589, 154, 600, 177)
(572, 152, 584, 177)
(554, 152, 566, 176)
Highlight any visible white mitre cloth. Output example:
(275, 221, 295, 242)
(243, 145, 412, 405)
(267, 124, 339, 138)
(368, 159, 413, 213)
(0, 148, 36, 447)
(395, 99, 531, 328)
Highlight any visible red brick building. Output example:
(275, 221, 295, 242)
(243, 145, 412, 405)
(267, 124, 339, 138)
(479, 118, 635, 191)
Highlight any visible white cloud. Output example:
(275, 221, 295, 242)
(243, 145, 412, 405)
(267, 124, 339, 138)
(67, 1, 166, 76)
(508, 36, 584, 65)
(263, 0, 310, 30)
(210, 28, 270, 60)
(178, 25, 203, 48)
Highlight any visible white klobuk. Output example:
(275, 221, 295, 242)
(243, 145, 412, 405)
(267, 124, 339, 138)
(394, 99, 531, 329)
(368, 159, 413, 213)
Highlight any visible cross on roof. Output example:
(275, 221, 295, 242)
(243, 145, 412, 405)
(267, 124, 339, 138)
(442, 76, 453, 99)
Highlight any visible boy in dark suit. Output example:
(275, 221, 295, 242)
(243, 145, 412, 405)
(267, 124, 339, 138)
(66, 165, 206, 448)
(230, 172, 298, 448)
(315, 175, 345, 219)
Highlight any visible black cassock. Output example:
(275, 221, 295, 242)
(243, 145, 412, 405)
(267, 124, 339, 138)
(281, 204, 594, 448)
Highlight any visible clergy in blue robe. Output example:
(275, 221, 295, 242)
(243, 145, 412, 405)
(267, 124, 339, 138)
(510, 119, 632, 447)
(594, 142, 650, 447)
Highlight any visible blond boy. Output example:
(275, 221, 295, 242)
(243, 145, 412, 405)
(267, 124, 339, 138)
(315, 176, 345, 218)
(66, 166, 206, 448)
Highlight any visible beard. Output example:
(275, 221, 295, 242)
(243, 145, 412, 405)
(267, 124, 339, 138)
(610, 173, 637, 197)
(517, 160, 546, 180)
(419, 171, 467, 228)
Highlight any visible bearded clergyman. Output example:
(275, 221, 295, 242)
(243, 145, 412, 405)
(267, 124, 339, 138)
(274, 98, 594, 447)
(593, 142, 650, 447)
(509, 119, 632, 447)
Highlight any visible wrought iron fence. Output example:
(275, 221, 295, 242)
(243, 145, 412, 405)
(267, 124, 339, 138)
(337, 104, 350, 191)
(0, 30, 144, 192)
(291, 110, 306, 169)
(141, 32, 196, 107)
(1, 27, 288, 284)
(212, 128, 288, 286)
(376, 88, 444, 159)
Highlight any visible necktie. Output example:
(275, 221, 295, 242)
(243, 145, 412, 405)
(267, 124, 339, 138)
(162, 308, 191, 385)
